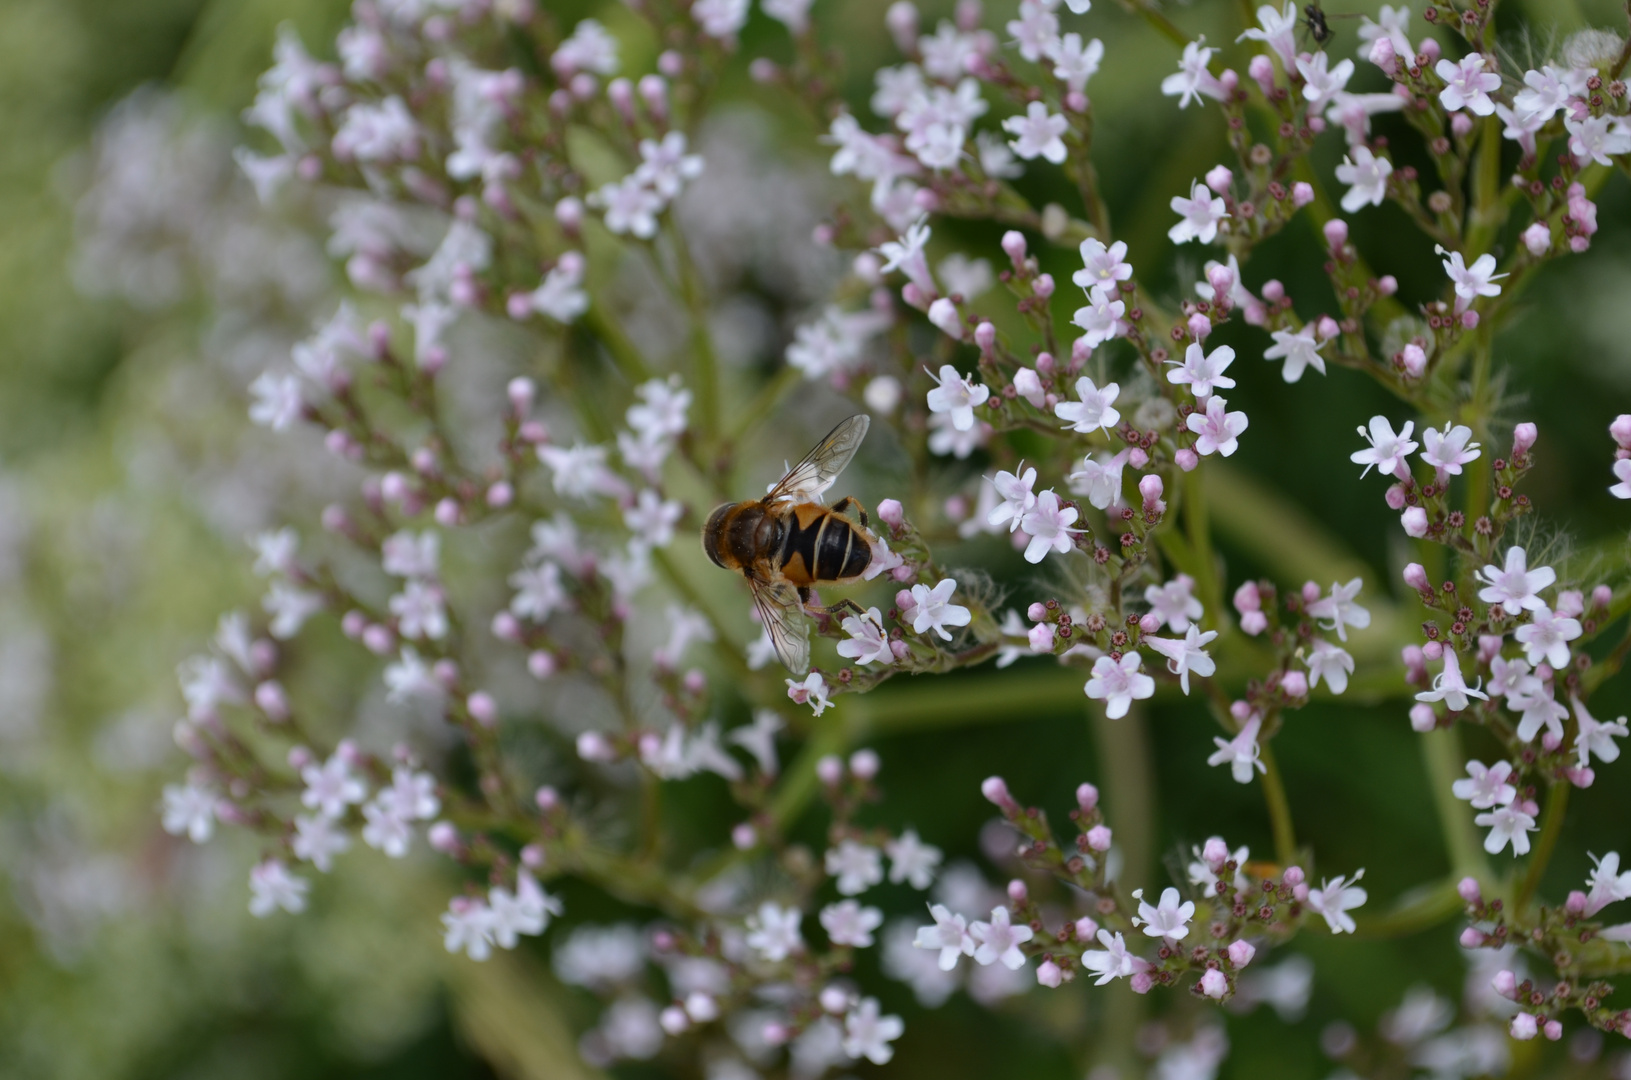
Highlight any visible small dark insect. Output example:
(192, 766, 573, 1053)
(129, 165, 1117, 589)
(1302, 3, 1333, 46)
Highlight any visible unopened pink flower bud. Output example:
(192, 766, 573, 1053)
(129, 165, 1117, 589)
(1199, 969, 1228, 1000)
(659, 1005, 690, 1035)
(1227, 939, 1256, 968)
(466, 691, 497, 728)
(1450, 111, 1473, 138)
(1202, 836, 1230, 869)
(1510, 1013, 1538, 1041)
(1033, 273, 1055, 299)
(1459, 927, 1486, 947)
(1401, 343, 1427, 377)
(819, 985, 851, 1014)
(577, 731, 614, 762)
(1316, 315, 1340, 341)
(1007, 879, 1028, 904)
(1029, 623, 1056, 652)
(1492, 969, 1518, 998)
(1261, 279, 1285, 302)
(1520, 221, 1551, 256)
(1085, 824, 1112, 852)
(1383, 483, 1408, 509)
(487, 481, 513, 508)
(1566, 889, 1588, 915)
(1543, 1019, 1562, 1041)
(554, 195, 583, 232)
(928, 297, 962, 337)
(428, 820, 459, 853)
(1460, 309, 1478, 330)
(817, 754, 845, 786)
(1369, 35, 1396, 72)
(1013, 367, 1045, 407)
(1593, 584, 1614, 610)
(1001, 230, 1028, 268)
(534, 785, 559, 811)
(1187, 312, 1212, 340)
(1036, 959, 1063, 988)
(1139, 613, 1161, 635)
(435, 497, 461, 526)
(1204, 166, 1234, 197)
(1249, 53, 1276, 94)
(1401, 506, 1429, 537)
(1457, 876, 1482, 904)
(1130, 972, 1154, 994)
(254, 681, 289, 721)
(1074, 915, 1099, 939)
(1282, 670, 1309, 698)
(362, 624, 395, 655)
(1422, 640, 1443, 661)
(1513, 422, 1537, 457)
(885, 0, 918, 51)
(1076, 783, 1098, 813)
(1418, 38, 1441, 63)
(1323, 219, 1349, 249)
(527, 650, 557, 680)
(1301, 581, 1321, 604)
(1409, 702, 1437, 732)
(731, 822, 756, 849)
(1291, 181, 1314, 208)
(1176, 448, 1199, 472)
(1129, 447, 1150, 469)
(1283, 866, 1305, 887)
(849, 748, 880, 779)
(1403, 563, 1430, 592)
(974, 321, 996, 354)
(982, 775, 1017, 811)
(1141, 473, 1167, 512)
(1025, 602, 1048, 623)
(877, 498, 905, 528)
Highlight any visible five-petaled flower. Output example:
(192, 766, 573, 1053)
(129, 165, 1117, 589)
(1085, 652, 1156, 718)
(1131, 887, 1195, 940)
(1185, 395, 1249, 456)
(1306, 871, 1368, 933)
(1169, 179, 1230, 244)
(1351, 416, 1417, 478)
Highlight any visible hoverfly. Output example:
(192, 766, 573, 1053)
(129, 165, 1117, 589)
(702, 415, 883, 674)
(1302, 3, 1332, 46)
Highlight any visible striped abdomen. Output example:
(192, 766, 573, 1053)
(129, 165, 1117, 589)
(777, 503, 871, 586)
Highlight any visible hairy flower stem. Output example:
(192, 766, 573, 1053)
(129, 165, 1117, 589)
(1514, 781, 1571, 913)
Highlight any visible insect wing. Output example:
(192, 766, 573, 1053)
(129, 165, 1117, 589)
(765, 415, 870, 505)
(749, 577, 810, 674)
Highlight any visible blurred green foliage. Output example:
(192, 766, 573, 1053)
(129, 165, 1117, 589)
(1, 0, 1629, 1077)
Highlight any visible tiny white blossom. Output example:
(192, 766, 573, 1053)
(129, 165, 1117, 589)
(1185, 394, 1249, 456)
(913, 902, 975, 970)
(887, 829, 943, 889)
(1085, 652, 1155, 719)
(1475, 547, 1555, 613)
(909, 578, 972, 641)
(1082, 929, 1141, 984)
(1351, 416, 1418, 478)
(1414, 650, 1488, 712)
(1146, 625, 1218, 694)
(442, 898, 497, 960)
(987, 464, 1038, 532)
(821, 900, 884, 948)
(786, 671, 832, 716)
(1439, 247, 1506, 312)
(1145, 575, 1203, 632)
(292, 813, 350, 872)
(1169, 180, 1229, 244)
(842, 997, 904, 1065)
(1421, 423, 1482, 476)
(1452, 760, 1517, 809)
(1131, 887, 1195, 940)
(249, 371, 304, 430)
(1306, 870, 1367, 933)
(1335, 145, 1392, 211)
(1002, 101, 1069, 163)
(1572, 697, 1628, 769)
(826, 840, 885, 896)
(1209, 715, 1266, 783)
(969, 906, 1034, 968)
(1019, 489, 1081, 563)
(1071, 284, 1126, 349)
(1167, 341, 1237, 398)
(1436, 54, 1502, 116)
(1514, 606, 1582, 668)
(161, 783, 217, 843)
(925, 365, 990, 431)
(1307, 579, 1372, 642)
(1055, 376, 1121, 433)
(837, 608, 895, 666)
(745, 901, 804, 962)
(249, 859, 309, 917)
(301, 752, 367, 819)
(1161, 40, 1224, 108)
(1305, 639, 1355, 694)
(1476, 803, 1537, 856)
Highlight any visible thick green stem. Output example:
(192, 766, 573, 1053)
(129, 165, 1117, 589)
(1515, 781, 1571, 913)
(1087, 703, 1155, 1075)
(1421, 726, 1493, 883)
(1258, 743, 1297, 867)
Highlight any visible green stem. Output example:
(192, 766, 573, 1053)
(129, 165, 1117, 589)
(1515, 781, 1571, 913)
(583, 303, 652, 384)
(1087, 702, 1154, 1076)
(1421, 726, 1493, 883)
(1258, 743, 1297, 867)
(1355, 875, 1465, 938)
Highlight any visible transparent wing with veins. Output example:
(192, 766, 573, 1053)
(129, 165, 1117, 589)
(763, 415, 870, 506)
(749, 577, 810, 674)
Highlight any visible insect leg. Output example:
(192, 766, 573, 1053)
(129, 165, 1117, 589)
(832, 496, 870, 530)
